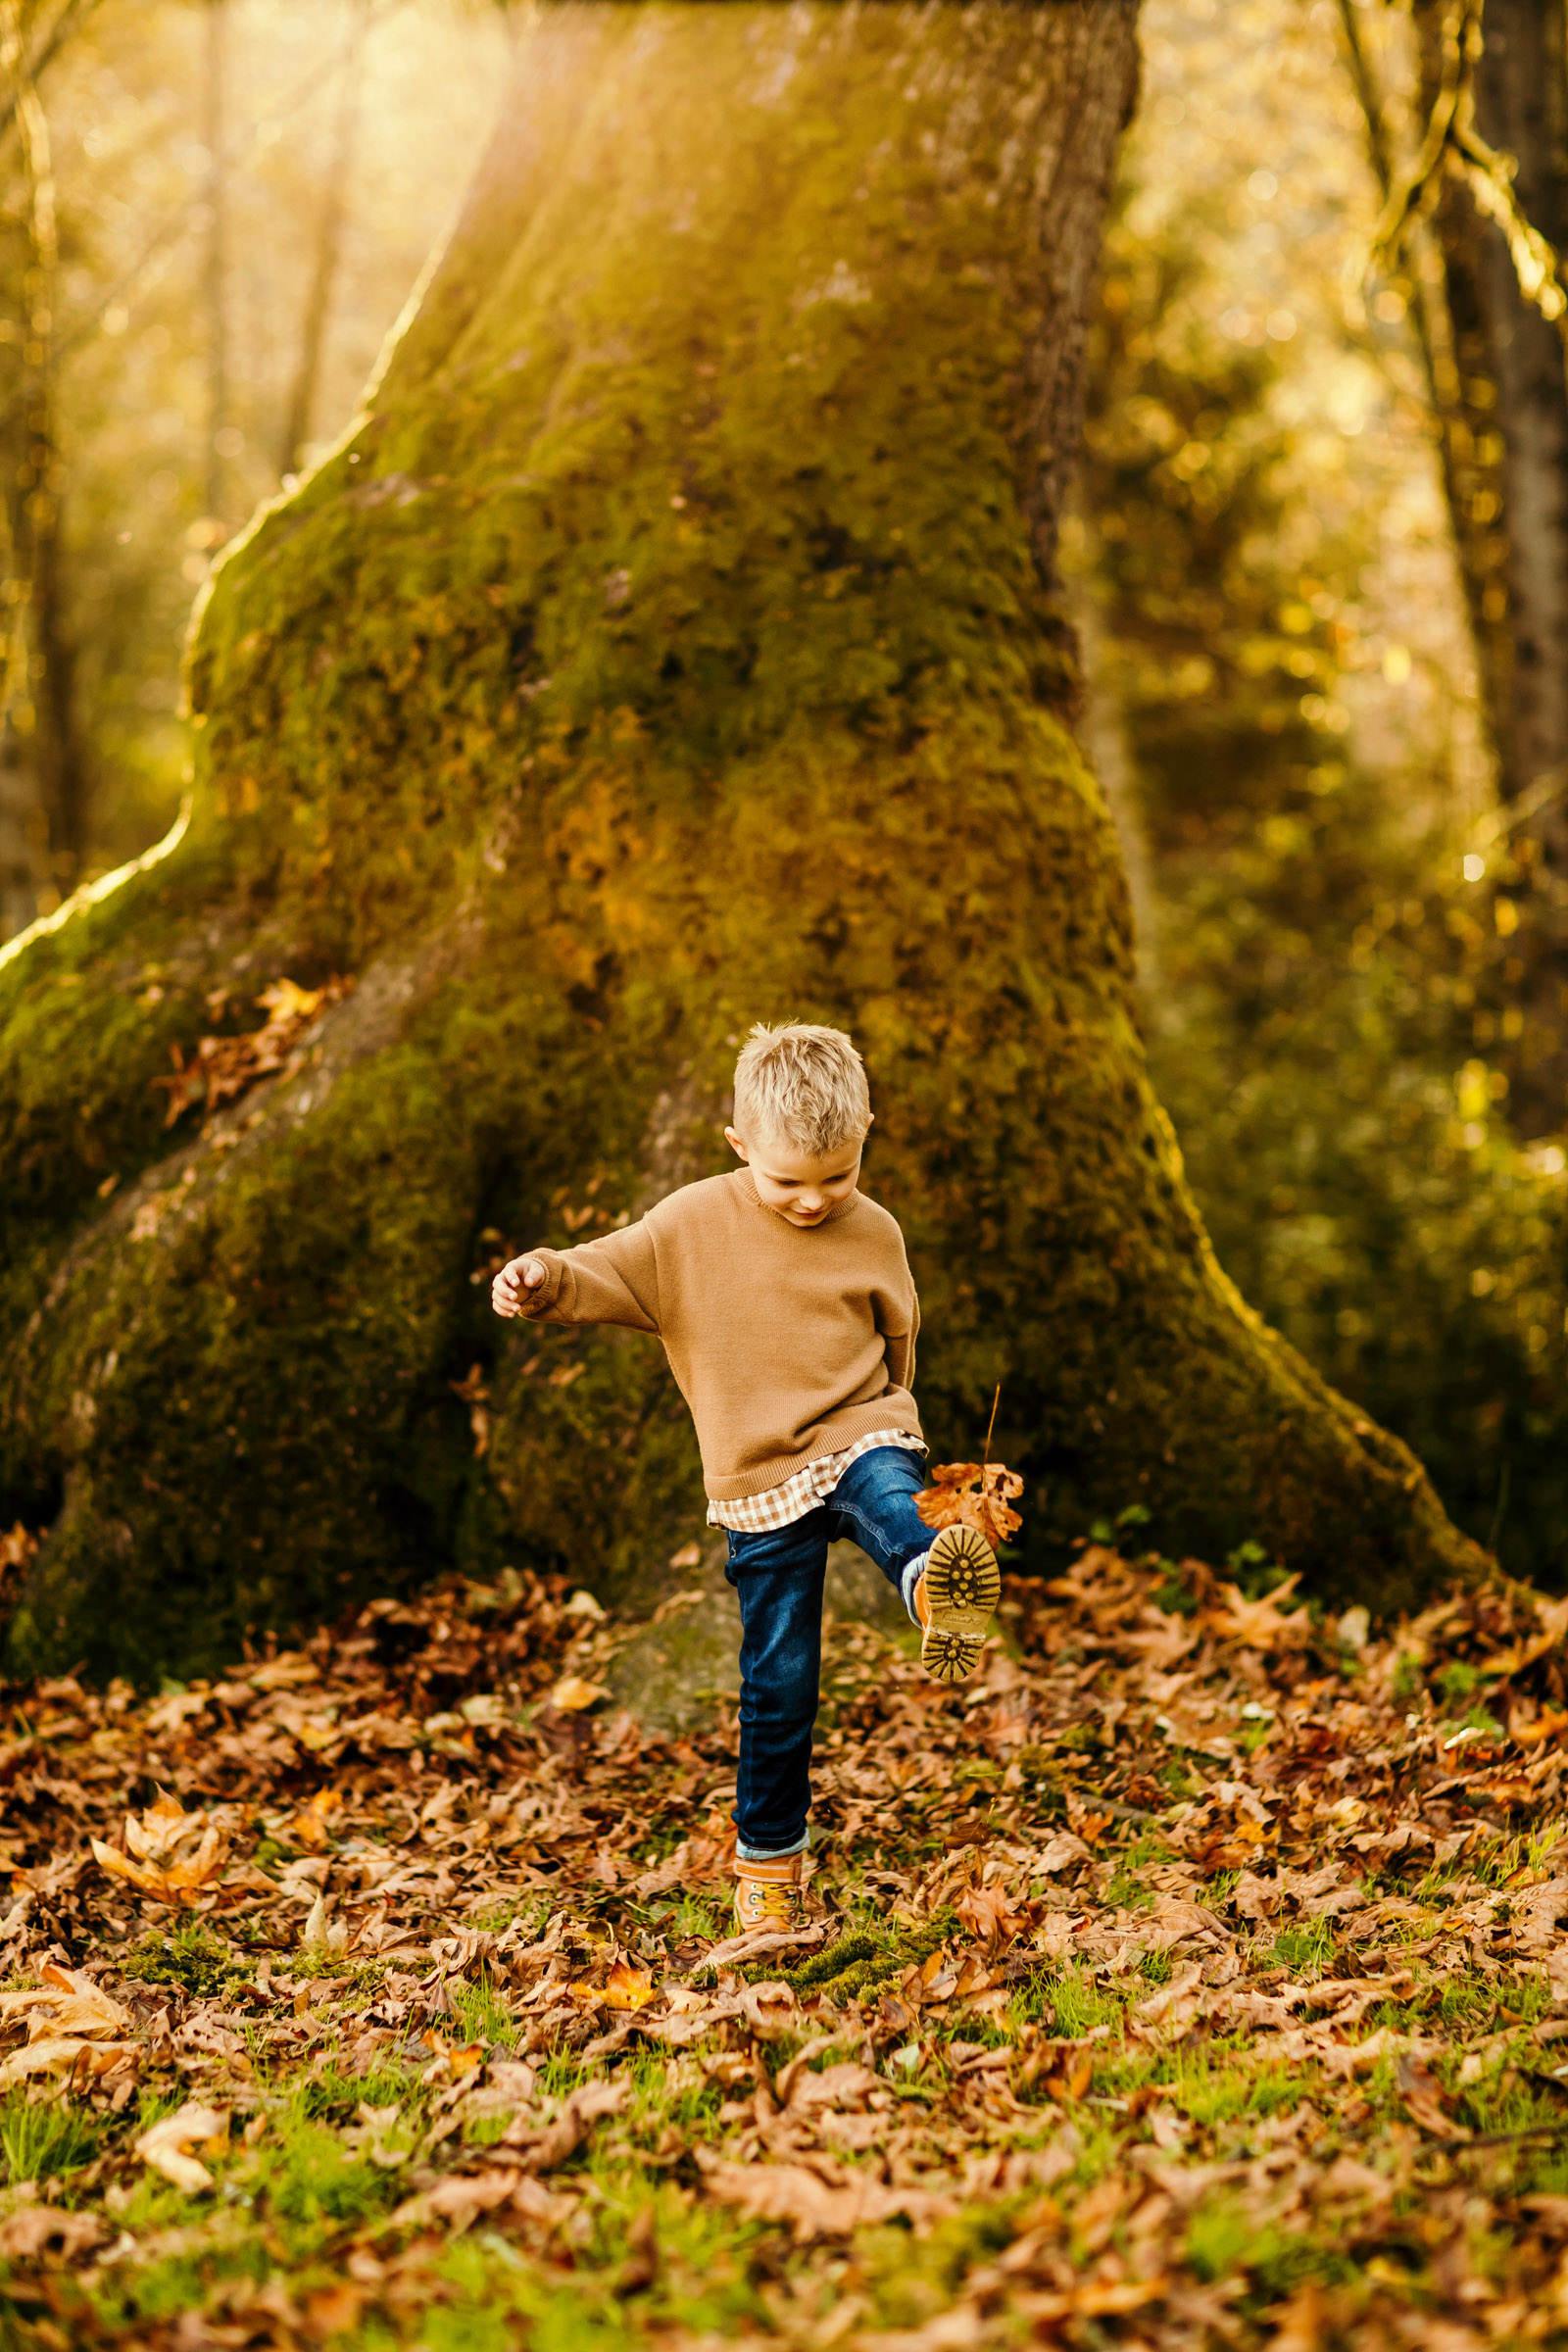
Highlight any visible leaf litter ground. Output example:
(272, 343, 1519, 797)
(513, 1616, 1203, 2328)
(4, 1549, 1568, 2347)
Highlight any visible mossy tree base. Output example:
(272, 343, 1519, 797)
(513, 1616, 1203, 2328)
(0, 1, 1485, 1681)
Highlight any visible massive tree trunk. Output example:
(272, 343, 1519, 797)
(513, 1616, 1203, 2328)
(0, 0, 1485, 1684)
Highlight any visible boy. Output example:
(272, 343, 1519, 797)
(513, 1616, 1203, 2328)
(491, 1023, 999, 1932)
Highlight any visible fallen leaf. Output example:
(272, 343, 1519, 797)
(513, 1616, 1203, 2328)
(551, 1675, 609, 1712)
(702, 2158, 956, 2242)
(0, 2204, 105, 2260)
(602, 1960, 658, 2011)
(0, 1523, 39, 1576)
(1031, 1833, 1092, 1875)
(422, 2031, 485, 2077)
(1397, 2050, 1465, 2138)
(503, 2079, 627, 2173)
(151, 975, 351, 1127)
(1020, 2277, 1167, 2323)
(300, 1891, 349, 1956)
(956, 1882, 1030, 1949)
(135, 2101, 229, 2193)
(0, 2034, 140, 2088)
(304, 2285, 366, 2336)
(0, 1960, 131, 2039)
(90, 1790, 228, 1907)
(389, 2169, 522, 2232)
(915, 1459, 1025, 1550)
(288, 1788, 342, 1849)
(1202, 1576, 1313, 1651)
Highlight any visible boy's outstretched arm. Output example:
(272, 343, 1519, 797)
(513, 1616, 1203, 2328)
(490, 1219, 661, 1333)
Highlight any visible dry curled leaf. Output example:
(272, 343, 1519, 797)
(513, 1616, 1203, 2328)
(1023, 2277, 1168, 2323)
(151, 975, 352, 1128)
(914, 1459, 1024, 1549)
(304, 2287, 366, 2338)
(0, 1962, 141, 2088)
(135, 2101, 229, 2193)
(0, 2035, 141, 2089)
(956, 1881, 1032, 1951)
(0, 2204, 105, 2260)
(0, 1960, 131, 2039)
(288, 1787, 342, 1851)
(422, 2031, 485, 2078)
(701, 2156, 956, 2243)
(90, 1790, 228, 1907)
(601, 1960, 658, 2011)
(0, 1522, 38, 1575)
(1397, 2050, 1466, 2139)
(551, 1675, 609, 1713)
(1200, 1574, 1313, 1651)
(389, 2169, 522, 2232)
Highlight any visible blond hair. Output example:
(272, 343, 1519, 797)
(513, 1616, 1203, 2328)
(732, 1022, 871, 1155)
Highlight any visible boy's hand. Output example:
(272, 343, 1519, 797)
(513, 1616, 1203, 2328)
(492, 1255, 547, 1317)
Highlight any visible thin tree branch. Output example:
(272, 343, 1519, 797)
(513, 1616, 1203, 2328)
(0, 0, 411, 446)
(0, 0, 101, 150)
(1345, 0, 1568, 344)
(277, 0, 370, 479)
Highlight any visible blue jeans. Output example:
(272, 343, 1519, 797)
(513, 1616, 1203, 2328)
(722, 1445, 931, 1862)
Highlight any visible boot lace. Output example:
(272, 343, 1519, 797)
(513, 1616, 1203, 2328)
(737, 1872, 804, 1930)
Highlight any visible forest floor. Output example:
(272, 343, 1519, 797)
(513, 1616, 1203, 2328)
(2, 1547, 1568, 2350)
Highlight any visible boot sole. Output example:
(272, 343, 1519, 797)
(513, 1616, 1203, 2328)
(919, 1523, 1000, 1683)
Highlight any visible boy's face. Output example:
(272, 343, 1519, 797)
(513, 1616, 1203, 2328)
(725, 1121, 868, 1227)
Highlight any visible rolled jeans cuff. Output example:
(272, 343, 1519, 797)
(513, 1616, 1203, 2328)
(736, 1827, 810, 1863)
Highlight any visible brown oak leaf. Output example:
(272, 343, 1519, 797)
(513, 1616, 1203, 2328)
(914, 1460, 1024, 1550)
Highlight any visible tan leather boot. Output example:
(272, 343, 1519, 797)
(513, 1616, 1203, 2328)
(911, 1523, 1000, 1683)
(733, 1848, 806, 1934)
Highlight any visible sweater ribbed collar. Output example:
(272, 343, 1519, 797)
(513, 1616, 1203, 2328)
(733, 1167, 862, 1228)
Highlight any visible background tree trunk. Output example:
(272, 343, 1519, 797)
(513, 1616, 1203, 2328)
(0, 0, 85, 925)
(1409, 0, 1568, 1130)
(202, 0, 229, 529)
(276, 0, 369, 484)
(0, 0, 1485, 1683)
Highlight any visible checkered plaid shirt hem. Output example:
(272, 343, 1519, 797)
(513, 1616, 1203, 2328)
(706, 1430, 927, 1534)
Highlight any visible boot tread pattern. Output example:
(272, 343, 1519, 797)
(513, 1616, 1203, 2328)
(919, 1524, 1000, 1685)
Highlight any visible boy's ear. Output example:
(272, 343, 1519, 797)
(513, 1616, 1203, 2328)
(724, 1125, 750, 1162)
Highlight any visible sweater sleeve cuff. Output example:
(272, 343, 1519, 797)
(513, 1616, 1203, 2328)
(514, 1249, 567, 1316)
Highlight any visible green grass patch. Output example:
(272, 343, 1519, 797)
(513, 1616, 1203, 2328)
(1267, 1916, 1336, 1977)
(1188, 2202, 1358, 2298)
(1030, 1963, 1128, 2039)
(447, 1974, 520, 2048)
(262, 2117, 401, 2237)
(1159, 2047, 1308, 2129)
(0, 2091, 103, 2186)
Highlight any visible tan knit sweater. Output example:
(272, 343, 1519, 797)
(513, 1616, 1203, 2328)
(513, 1169, 921, 1500)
